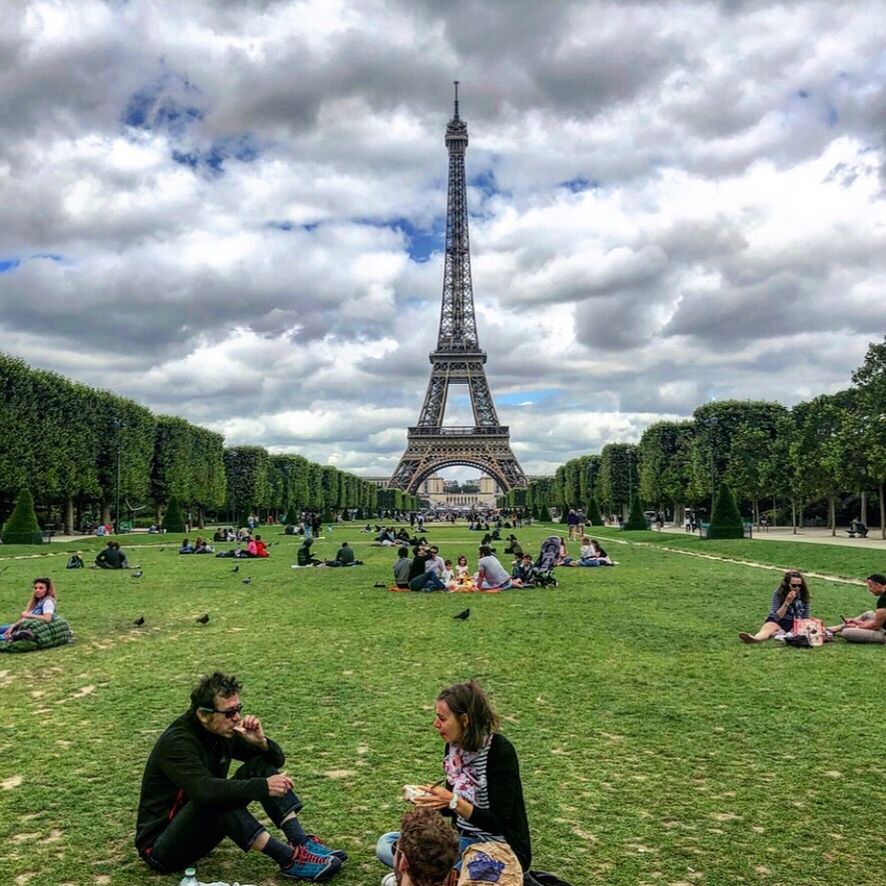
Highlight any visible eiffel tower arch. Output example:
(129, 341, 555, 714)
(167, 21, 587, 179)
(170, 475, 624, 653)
(389, 84, 526, 496)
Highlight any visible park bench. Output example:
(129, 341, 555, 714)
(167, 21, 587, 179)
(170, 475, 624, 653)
(846, 527, 869, 538)
(41, 529, 56, 543)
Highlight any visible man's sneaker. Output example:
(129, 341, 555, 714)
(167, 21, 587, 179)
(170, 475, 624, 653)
(280, 843, 342, 882)
(303, 834, 348, 861)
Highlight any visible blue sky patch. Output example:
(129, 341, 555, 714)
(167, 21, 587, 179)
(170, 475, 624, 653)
(498, 388, 561, 406)
(560, 176, 599, 193)
(0, 258, 21, 273)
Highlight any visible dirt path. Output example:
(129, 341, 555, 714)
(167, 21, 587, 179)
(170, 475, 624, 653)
(603, 536, 866, 587)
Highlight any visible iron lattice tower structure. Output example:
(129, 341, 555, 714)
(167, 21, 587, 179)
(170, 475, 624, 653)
(389, 84, 526, 495)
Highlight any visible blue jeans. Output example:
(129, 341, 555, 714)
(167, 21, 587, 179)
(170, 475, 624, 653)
(409, 572, 446, 592)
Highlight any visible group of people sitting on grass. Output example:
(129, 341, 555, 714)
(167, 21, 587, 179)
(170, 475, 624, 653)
(135, 674, 532, 885)
(293, 538, 364, 568)
(214, 534, 271, 559)
(179, 537, 216, 555)
(739, 570, 886, 645)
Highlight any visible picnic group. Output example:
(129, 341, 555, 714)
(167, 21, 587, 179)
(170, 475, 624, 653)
(2, 527, 883, 886)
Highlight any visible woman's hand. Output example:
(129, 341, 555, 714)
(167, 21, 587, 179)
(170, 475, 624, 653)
(411, 784, 451, 810)
(785, 588, 798, 604)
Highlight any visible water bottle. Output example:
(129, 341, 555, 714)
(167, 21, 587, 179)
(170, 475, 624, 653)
(179, 868, 199, 886)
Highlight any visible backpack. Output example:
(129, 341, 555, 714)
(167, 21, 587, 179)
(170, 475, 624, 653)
(66, 555, 84, 569)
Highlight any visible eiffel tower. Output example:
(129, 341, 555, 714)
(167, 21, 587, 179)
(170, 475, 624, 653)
(389, 83, 526, 496)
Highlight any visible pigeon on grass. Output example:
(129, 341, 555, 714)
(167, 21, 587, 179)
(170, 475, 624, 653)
(453, 609, 471, 621)
(133, 615, 145, 626)
(196, 614, 210, 625)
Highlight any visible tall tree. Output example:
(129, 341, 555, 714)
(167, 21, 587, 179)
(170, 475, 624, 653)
(852, 337, 886, 538)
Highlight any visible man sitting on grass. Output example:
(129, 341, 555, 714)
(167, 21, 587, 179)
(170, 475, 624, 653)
(296, 538, 322, 567)
(326, 542, 359, 567)
(136, 671, 345, 882)
(393, 546, 411, 589)
(829, 573, 886, 644)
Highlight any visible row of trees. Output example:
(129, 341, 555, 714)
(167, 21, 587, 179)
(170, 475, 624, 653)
(0, 353, 395, 533)
(506, 338, 886, 537)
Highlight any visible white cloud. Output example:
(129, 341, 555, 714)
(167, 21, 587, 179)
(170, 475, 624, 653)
(1, 0, 884, 479)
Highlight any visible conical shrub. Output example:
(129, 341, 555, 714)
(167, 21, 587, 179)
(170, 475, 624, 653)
(1, 488, 43, 545)
(538, 504, 552, 522)
(587, 496, 603, 526)
(623, 495, 648, 530)
(708, 482, 744, 539)
(163, 497, 185, 533)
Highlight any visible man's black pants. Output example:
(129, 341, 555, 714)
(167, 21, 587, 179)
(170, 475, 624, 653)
(141, 758, 303, 874)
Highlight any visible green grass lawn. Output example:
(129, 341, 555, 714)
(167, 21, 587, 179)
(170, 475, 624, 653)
(1, 524, 883, 885)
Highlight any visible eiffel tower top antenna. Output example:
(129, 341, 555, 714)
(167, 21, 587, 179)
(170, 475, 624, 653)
(453, 80, 460, 119)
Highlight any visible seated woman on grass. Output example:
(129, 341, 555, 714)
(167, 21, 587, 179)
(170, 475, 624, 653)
(739, 570, 810, 643)
(1, 578, 58, 640)
(376, 680, 531, 875)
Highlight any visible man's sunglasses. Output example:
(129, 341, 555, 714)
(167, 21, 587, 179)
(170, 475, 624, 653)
(200, 703, 243, 719)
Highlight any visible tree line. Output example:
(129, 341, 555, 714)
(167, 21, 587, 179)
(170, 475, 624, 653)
(0, 353, 417, 533)
(504, 337, 886, 537)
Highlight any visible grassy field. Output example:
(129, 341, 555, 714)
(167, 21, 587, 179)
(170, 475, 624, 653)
(1, 523, 883, 886)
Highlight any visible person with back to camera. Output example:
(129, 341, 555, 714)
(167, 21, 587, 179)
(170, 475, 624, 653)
(95, 540, 129, 569)
(828, 573, 886, 644)
(136, 671, 345, 882)
(376, 681, 531, 877)
(0, 577, 58, 640)
(475, 546, 511, 591)
(392, 547, 412, 589)
(739, 570, 811, 643)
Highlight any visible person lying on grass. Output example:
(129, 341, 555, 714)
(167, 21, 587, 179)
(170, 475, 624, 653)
(828, 573, 886, 644)
(739, 570, 811, 644)
(377, 680, 531, 876)
(136, 671, 346, 882)
(0, 577, 58, 640)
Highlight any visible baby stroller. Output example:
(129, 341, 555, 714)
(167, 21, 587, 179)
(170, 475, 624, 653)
(529, 535, 561, 588)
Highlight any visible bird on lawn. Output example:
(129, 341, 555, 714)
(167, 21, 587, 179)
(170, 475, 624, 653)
(131, 570, 144, 579)
(133, 615, 145, 626)
(242, 577, 252, 585)
(196, 614, 210, 624)
(231, 565, 240, 573)
(453, 608, 471, 621)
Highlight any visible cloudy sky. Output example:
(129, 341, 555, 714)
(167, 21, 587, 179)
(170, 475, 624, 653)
(1, 0, 884, 480)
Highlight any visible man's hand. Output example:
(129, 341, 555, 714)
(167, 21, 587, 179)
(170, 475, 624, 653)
(233, 714, 267, 748)
(266, 772, 293, 797)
